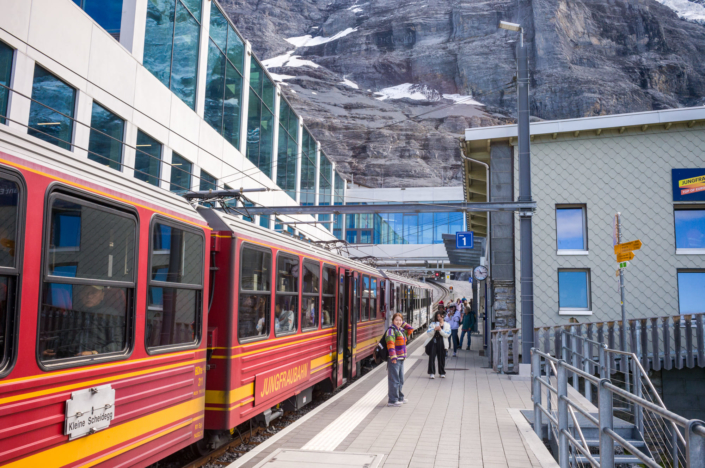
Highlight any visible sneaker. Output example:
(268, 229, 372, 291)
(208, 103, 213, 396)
(452, 353, 457, 357)
(402, 399, 409, 404)
(429, 374, 435, 379)
(387, 401, 403, 407)
(440, 374, 446, 378)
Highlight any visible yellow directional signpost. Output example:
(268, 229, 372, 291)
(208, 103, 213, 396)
(617, 251, 635, 262)
(614, 240, 642, 255)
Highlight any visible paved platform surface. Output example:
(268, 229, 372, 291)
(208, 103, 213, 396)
(232, 335, 544, 468)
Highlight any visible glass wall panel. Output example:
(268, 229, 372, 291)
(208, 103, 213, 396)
(419, 213, 433, 244)
(319, 154, 332, 229)
(300, 129, 316, 206)
(0, 41, 13, 125)
(204, 5, 244, 149)
(28, 66, 76, 151)
(143, 0, 200, 109)
(87, 102, 124, 171)
(170, 153, 192, 194)
(449, 212, 464, 236)
(77, 0, 124, 39)
(227, 27, 244, 73)
(276, 100, 298, 200)
(134, 130, 162, 186)
(246, 59, 275, 177)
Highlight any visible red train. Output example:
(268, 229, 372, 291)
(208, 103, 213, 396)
(0, 148, 433, 467)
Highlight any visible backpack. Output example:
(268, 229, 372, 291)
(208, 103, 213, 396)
(374, 334, 389, 364)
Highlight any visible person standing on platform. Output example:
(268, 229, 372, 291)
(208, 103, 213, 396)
(447, 303, 461, 357)
(425, 311, 450, 378)
(460, 300, 476, 350)
(385, 312, 414, 407)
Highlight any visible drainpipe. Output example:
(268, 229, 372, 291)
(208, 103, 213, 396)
(460, 147, 492, 359)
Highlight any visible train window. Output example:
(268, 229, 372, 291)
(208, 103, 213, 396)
(275, 254, 298, 335)
(361, 275, 369, 321)
(0, 173, 22, 373)
(39, 194, 136, 364)
(353, 273, 360, 323)
(302, 260, 319, 331)
(321, 265, 335, 328)
(238, 245, 271, 341)
(370, 278, 377, 319)
(146, 220, 204, 351)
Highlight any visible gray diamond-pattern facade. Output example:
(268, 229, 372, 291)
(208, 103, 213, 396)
(512, 123, 705, 328)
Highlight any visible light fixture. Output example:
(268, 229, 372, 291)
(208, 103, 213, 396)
(136, 144, 152, 147)
(37, 122, 61, 126)
(499, 21, 521, 32)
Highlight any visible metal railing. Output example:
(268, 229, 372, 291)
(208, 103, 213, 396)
(532, 344, 705, 467)
(534, 312, 705, 373)
(491, 328, 520, 374)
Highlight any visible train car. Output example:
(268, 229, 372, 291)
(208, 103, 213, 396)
(0, 145, 210, 466)
(381, 272, 433, 334)
(196, 209, 387, 441)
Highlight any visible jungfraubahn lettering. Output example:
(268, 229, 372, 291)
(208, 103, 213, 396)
(259, 363, 309, 398)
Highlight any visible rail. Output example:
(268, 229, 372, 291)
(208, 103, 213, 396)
(534, 312, 705, 373)
(531, 346, 705, 467)
(490, 328, 520, 374)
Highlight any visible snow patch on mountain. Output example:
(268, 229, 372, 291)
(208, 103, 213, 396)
(286, 28, 358, 47)
(656, 0, 705, 22)
(374, 84, 483, 105)
(340, 78, 359, 89)
(262, 51, 319, 69)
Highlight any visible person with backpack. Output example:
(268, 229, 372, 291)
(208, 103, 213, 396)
(385, 312, 414, 407)
(425, 311, 451, 378)
(460, 299, 476, 350)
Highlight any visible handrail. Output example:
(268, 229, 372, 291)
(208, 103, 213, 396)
(530, 347, 705, 467)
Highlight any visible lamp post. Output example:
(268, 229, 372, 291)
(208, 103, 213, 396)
(499, 20, 534, 364)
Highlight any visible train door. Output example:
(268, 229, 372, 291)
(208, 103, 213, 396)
(336, 267, 348, 386)
(350, 272, 359, 377)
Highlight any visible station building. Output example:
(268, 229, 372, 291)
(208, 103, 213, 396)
(342, 185, 468, 268)
(462, 107, 705, 329)
(0, 0, 345, 241)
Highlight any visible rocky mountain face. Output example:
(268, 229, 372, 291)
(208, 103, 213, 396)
(219, 0, 705, 188)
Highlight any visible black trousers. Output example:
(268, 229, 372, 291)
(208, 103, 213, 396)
(427, 336, 446, 375)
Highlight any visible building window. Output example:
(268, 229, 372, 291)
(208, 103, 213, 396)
(361, 275, 370, 321)
(275, 254, 298, 335)
(277, 98, 298, 200)
(675, 208, 705, 254)
(556, 206, 588, 253)
(246, 59, 274, 177)
(39, 194, 136, 364)
(319, 153, 332, 229)
(73, 0, 124, 40)
(146, 221, 204, 350)
(558, 269, 591, 314)
(259, 215, 270, 229)
(88, 102, 124, 171)
(0, 41, 13, 126)
(300, 129, 317, 206)
(134, 130, 162, 186)
(170, 152, 192, 194)
(143, 0, 201, 109)
(204, 5, 244, 150)
(28, 66, 76, 151)
(199, 169, 217, 191)
(678, 271, 705, 314)
(333, 173, 344, 240)
(238, 245, 271, 341)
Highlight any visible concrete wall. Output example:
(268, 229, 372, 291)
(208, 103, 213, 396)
(0, 0, 336, 242)
(661, 368, 705, 421)
(513, 123, 705, 328)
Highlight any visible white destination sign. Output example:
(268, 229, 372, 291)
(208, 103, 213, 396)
(65, 384, 116, 440)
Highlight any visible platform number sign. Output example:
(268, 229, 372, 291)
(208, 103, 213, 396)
(456, 232, 474, 250)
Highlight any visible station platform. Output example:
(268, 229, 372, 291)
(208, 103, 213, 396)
(228, 335, 556, 468)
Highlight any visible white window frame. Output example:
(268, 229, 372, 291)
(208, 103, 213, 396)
(556, 205, 588, 255)
(557, 268, 592, 315)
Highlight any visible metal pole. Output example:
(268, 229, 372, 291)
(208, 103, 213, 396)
(557, 360, 569, 467)
(599, 344, 606, 380)
(532, 349, 542, 439)
(686, 420, 705, 467)
(584, 338, 592, 403)
(517, 31, 534, 364)
(633, 358, 643, 433)
(617, 212, 627, 352)
(598, 378, 615, 468)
